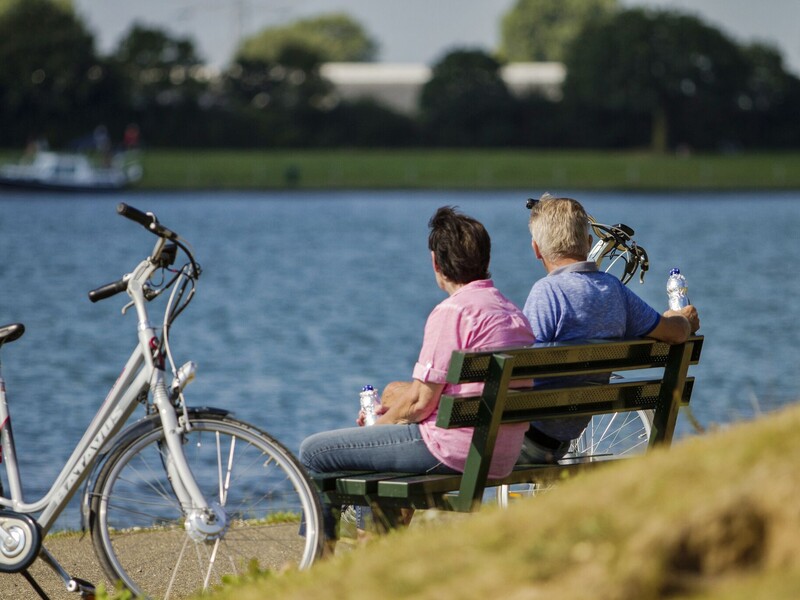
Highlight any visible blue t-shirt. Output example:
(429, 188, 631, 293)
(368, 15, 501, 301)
(523, 261, 660, 439)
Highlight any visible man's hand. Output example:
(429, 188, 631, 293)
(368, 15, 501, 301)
(665, 304, 700, 334)
(650, 304, 700, 344)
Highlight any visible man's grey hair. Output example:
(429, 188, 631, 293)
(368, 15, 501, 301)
(528, 193, 591, 261)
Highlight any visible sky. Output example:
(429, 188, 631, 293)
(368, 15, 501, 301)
(74, 0, 800, 76)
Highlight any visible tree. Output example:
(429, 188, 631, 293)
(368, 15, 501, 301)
(0, 0, 70, 15)
(224, 44, 333, 147)
(237, 12, 378, 63)
(499, 0, 617, 62)
(0, 0, 121, 147)
(737, 43, 800, 147)
(109, 24, 214, 146)
(419, 49, 520, 147)
(112, 24, 207, 111)
(319, 99, 419, 147)
(562, 8, 749, 152)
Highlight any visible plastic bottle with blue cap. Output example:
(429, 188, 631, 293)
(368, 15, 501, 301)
(666, 268, 690, 310)
(359, 385, 380, 426)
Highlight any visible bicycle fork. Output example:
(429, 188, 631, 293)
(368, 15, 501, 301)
(135, 286, 228, 543)
(152, 378, 229, 543)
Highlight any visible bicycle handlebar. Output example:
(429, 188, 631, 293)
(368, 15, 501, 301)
(89, 205, 200, 306)
(88, 278, 129, 303)
(117, 203, 179, 241)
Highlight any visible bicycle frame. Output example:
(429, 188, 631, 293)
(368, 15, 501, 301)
(0, 234, 212, 537)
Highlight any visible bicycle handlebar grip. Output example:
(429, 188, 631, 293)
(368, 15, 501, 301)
(117, 202, 179, 240)
(117, 203, 153, 228)
(88, 279, 128, 303)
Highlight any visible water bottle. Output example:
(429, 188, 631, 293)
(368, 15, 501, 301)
(359, 385, 380, 426)
(666, 268, 690, 310)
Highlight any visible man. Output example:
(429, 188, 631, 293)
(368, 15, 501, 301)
(300, 206, 534, 542)
(520, 194, 700, 463)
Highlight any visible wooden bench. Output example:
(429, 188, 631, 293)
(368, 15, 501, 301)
(315, 335, 703, 529)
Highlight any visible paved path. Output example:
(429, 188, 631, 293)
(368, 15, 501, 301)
(1, 534, 112, 600)
(1, 523, 307, 599)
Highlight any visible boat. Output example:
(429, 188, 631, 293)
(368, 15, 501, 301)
(0, 151, 143, 192)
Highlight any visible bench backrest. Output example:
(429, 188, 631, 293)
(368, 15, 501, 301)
(436, 336, 703, 510)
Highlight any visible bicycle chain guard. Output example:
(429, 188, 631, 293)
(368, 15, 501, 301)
(0, 511, 42, 573)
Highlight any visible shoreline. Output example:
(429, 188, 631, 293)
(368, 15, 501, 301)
(5, 149, 800, 191)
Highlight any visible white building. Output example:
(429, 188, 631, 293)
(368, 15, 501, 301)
(319, 62, 565, 115)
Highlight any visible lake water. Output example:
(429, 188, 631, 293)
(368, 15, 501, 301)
(1, 188, 799, 530)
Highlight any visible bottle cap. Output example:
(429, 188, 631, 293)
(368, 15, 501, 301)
(669, 268, 681, 276)
(361, 385, 374, 392)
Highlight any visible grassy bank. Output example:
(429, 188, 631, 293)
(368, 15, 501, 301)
(137, 149, 800, 191)
(204, 403, 800, 600)
(3, 148, 799, 190)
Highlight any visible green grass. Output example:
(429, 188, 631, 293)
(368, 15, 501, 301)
(201, 403, 800, 600)
(3, 148, 799, 190)
(137, 149, 800, 190)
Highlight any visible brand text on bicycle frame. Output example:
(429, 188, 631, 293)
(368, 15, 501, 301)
(53, 403, 126, 506)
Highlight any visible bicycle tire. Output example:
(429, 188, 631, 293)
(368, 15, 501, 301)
(573, 409, 654, 457)
(88, 413, 322, 599)
(496, 410, 653, 506)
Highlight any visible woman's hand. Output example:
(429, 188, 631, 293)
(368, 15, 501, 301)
(376, 380, 444, 425)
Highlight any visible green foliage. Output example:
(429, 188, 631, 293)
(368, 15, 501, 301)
(112, 24, 206, 111)
(737, 43, 800, 147)
(320, 99, 419, 147)
(237, 12, 378, 63)
(219, 558, 274, 588)
(0, 0, 121, 147)
(223, 45, 332, 147)
(94, 581, 135, 600)
(419, 49, 520, 146)
(563, 8, 750, 152)
(499, 0, 617, 62)
(0, 0, 71, 14)
(0, 2, 796, 151)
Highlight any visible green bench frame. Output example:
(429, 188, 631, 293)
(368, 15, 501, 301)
(314, 335, 703, 527)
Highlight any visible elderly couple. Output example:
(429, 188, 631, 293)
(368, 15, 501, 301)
(300, 194, 701, 543)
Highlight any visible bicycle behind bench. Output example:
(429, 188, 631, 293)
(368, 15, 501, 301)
(0, 204, 323, 599)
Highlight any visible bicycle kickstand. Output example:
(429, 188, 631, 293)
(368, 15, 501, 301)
(35, 546, 97, 599)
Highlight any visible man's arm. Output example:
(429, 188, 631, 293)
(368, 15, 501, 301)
(375, 379, 445, 425)
(647, 305, 700, 344)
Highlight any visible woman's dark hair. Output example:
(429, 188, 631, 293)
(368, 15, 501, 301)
(428, 206, 491, 284)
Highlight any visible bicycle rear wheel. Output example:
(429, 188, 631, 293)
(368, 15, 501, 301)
(496, 410, 653, 506)
(89, 412, 322, 599)
(573, 409, 654, 457)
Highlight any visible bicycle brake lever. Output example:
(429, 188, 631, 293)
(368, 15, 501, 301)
(121, 300, 134, 315)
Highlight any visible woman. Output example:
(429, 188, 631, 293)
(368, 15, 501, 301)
(300, 206, 534, 543)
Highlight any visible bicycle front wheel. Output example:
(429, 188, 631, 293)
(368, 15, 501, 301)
(89, 412, 322, 599)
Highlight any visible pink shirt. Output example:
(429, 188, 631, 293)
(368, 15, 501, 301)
(412, 279, 534, 478)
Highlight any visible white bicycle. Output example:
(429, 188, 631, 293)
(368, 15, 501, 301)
(0, 204, 322, 599)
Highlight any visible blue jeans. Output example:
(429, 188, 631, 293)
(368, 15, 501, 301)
(300, 424, 457, 539)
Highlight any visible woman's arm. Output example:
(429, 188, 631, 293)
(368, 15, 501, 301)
(376, 379, 445, 425)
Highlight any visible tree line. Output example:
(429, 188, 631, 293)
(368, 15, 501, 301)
(1, 0, 797, 153)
